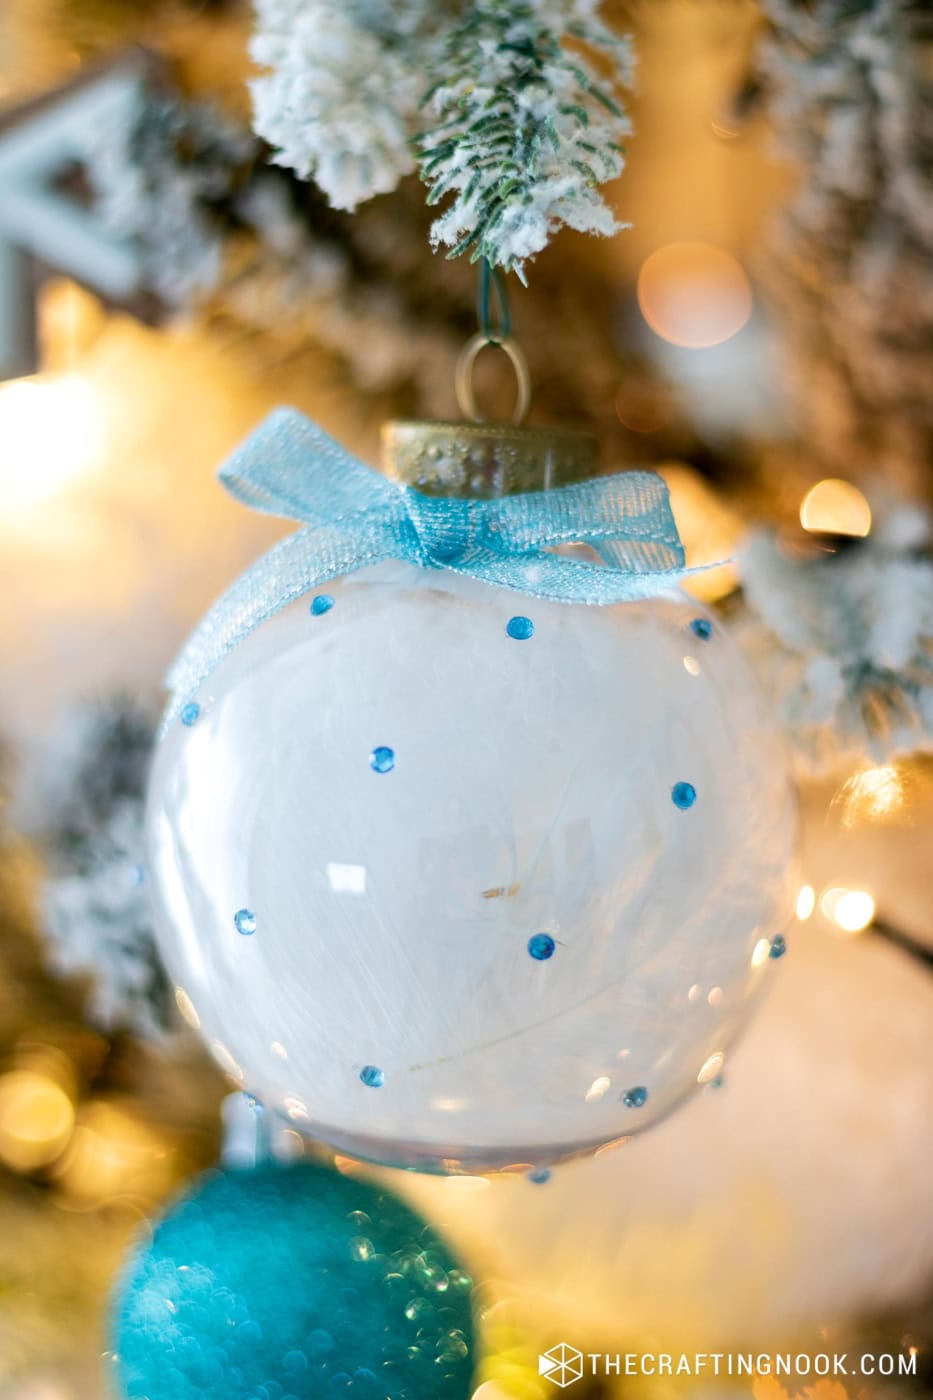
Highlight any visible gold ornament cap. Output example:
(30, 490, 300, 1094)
(381, 420, 600, 498)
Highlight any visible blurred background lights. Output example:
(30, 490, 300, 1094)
(637, 242, 753, 348)
(835, 765, 905, 826)
(0, 375, 103, 510)
(52, 1101, 169, 1204)
(796, 884, 816, 920)
(660, 464, 742, 601)
(0, 1070, 75, 1173)
(800, 478, 872, 537)
(820, 886, 876, 935)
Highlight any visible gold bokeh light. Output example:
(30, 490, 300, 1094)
(637, 242, 753, 349)
(0, 1070, 75, 1172)
(800, 478, 872, 537)
(820, 886, 876, 935)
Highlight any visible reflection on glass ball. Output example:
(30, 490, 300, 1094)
(146, 562, 795, 1170)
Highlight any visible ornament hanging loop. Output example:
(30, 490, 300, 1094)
(456, 259, 531, 425)
(455, 333, 532, 425)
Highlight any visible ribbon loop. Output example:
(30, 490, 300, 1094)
(163, 409, 695, 730)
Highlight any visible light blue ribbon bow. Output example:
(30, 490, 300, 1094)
(164, 408, 692, 727)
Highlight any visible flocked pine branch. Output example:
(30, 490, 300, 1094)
(250, 0, 433, 211)
(416, 1, 632, 279)
(738, 502, 933, 772)
(249, 0, 632, 277)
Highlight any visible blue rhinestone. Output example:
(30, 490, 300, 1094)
(527, 1167, 552, 1184)
(234, 908, 257, 936)
(359, 1065, 385, 1087)
(310, 594, 334, 616)
(690, 617, 713, 640)
(769, 934, 787, 959)
(370, 746, 395, 773)
(506, 615, 534, 640)
(709, 1073, 725, 1089)
(622, 1085, 648, 1109)
(527, 933, 555, 961)
(180, 701, 200, 727)
(672, 781, 697, 810)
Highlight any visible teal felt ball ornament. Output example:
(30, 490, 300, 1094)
(111, 1162, 475, 1400)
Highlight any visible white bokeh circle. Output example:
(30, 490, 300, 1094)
(146, 562, 795, 1169)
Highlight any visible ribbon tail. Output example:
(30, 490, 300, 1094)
(443, 546, 704, 604)
(219, 407, 400, 525)
(161, 524, 397, 733)
(593, 537, 684, 572)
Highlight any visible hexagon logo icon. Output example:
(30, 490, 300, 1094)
(538, 1343, 585, 1388)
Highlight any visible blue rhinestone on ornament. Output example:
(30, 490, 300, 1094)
(310, 594, 334, 616)
(671, 781, 697, 810)
(690, 617, 713, 641)
(622, 1086, 648, 1109)
(527, 1167, 552, 1184)
(234, 908, 257, 936)
(180, 701, 200, 727)
(769, 934, 787, 959)
(527, 933, 556, 961)
(359, 1065, 385, 1088)
(370, 746, 395, 773)
(506, 615, 535, 640)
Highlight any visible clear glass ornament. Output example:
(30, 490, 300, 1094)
(147, 426, 796, 1171)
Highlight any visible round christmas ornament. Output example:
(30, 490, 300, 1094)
(146, 409, 796, 1170)
(112, 1161, 475, 1400)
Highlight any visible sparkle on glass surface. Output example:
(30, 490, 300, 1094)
(234, 908, 257, 936)
(180, 701, 200, 727)
(690, 617, 713, 640)
(622, 1086, 648, 1108)
(697, 1051, 725, 1084)
(310, 594, 334, 616)
(527, 933, 556, 960)
(359, 1065, 385, 1088)
(527, 1167, 551, 1184)
(370, 746, 395, 773)
(506, 615, 534, 640)
(672, 781, 697, 809)
(769, 934, 787, 959)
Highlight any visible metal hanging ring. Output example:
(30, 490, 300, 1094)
(455, 333, 532, 426)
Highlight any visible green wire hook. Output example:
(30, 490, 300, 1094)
(478, 259, 511, 343)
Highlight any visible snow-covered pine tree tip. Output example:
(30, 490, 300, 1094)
(248, 0, 632, 277)
(249, 0, 428, 211)
(417, 1, 632, 279)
